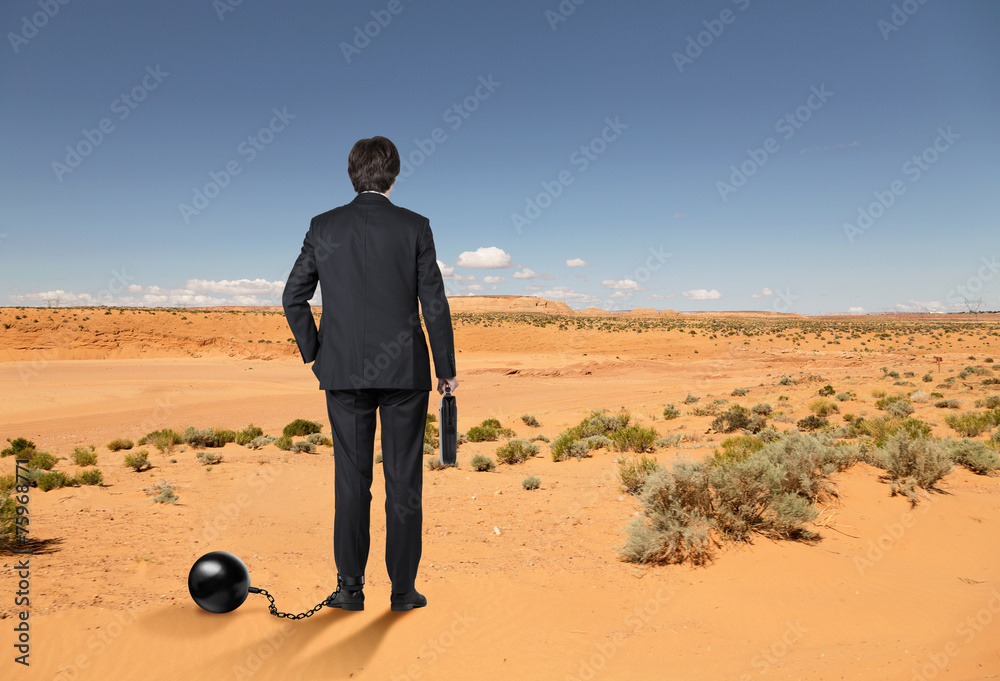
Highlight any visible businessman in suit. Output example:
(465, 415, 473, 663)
(282, 136, 458, 612)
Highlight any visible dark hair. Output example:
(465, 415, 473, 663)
(348, 136, 400, 193)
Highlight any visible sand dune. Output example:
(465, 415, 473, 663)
(2, 303, 999, 680)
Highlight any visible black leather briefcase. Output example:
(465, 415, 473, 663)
(439, 385, 457, 466)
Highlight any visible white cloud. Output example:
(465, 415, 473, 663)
(466, 284, 485, 292)
(602, 279, 645, 291)
(893, 300, 949, 313)
(683, 289, 722, 301)
(7, 278, 299, 308)
(186, 278, 284, 297)
(608, 291, 633, 299)
(437, 260, 455, 278)
(522, 285, 543, 291)
(751, 287, 773, 299)
(566, 258, 589, 267)
(512, 268, 538, 279)
(647, 293, 676, 300)
(533, 286, 601, 305)
(482, 276, 505, 284)
(455, 246, 512, 269)
(848, 307, 865, 314)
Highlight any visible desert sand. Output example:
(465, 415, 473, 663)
(2, 299, 999, 681)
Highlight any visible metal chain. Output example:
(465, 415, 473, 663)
(249, 587, 327, 620)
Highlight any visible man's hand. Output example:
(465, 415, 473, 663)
(437, 376, 459, 395)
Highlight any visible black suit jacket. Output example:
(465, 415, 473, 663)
(282, 192, 456, 390)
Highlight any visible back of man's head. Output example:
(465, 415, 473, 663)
(348, 136, 400, 193)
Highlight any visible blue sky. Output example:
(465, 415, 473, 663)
(1, 0, 997, 314)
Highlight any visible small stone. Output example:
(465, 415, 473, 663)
(493, 527, 501, 535)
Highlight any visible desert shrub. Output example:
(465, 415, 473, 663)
(778, 376, 797, 386)
(910, 390, 930, 404)
(622, 434, 847, 566)
(796, 415, 828, 431)
(974, 395, 1000, 409)
(835, 392, 854, 402)
(423, 441, 433, 455)
(282, 419, 323, 438)
(521, 474, 541, 490)
(495, 439, 539, 464)
(757, 427, 782, 443)
(290, 441, 316, 454)
(375, 453, 383, 464)
(466, 418, 516, 443)
(424, 415, 439, 448)
(872, 389, 887, 398)
(585, 434, 613, 450)
(274, 435, 293, 451)
(196, 451, 224, 465)
(808, 399, 839, 417)
(944, 411, 994, 437)
(934, 399, 960, 409)
(818, 385, 835, 396)
(877, 431, 952, 502)
(550, 431, 577, 461)
(683, 393, 700, 404)
(618, 453, 662, 495)
(182, 427, 217, 448)
(307, 433, 332, 446)
(1, 494, 17, 547)
(848, 416, 931, 446)
(153, 486, 178, 504)
(248, 435, 277, 450)
(2, 437, 36, 458)
(106, 438, 133, 452)
(654, 434, 682, 448)
(751, 403, 773, 416)
(426, 457, 442, 471)
(731, 387, 748, 396)
(621, 460, 715, 566)
(139, 429, 182, 449)
(922, 373, 934, 382)
(948, 439, 1000, 475)
(470, 454, 495, 472)
(213, 429, 237, 445)
(529, 434, 550, 443)
(610, 425, 658, 453)
(875, 395, 908, 410)
(27, 451, 57, 470)
(74, 469, 103, 486)
(124, 450, 151, 471)
(885, 401, 915, 419)
(958, 365, 991, 379)
(235, 425, 264, 446)
(0, 475, 15, 494)
(521, 414, 540, 427)
(72, 446, 98, 466)
(37, 471, 72, 492)
(709, 435, 764, 466)
(710, 405, 753, 434)
(662, 404, 681, 420)
(568, 439, 591, 459)
(551, 409, 631, 460)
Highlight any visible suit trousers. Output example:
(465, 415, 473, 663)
(325, 387, 429, 594)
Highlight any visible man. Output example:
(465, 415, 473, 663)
(282, 136, 458, 612)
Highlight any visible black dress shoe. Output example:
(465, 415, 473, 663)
(325, 574, 365, 611)
(390, 589, 427, 612)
